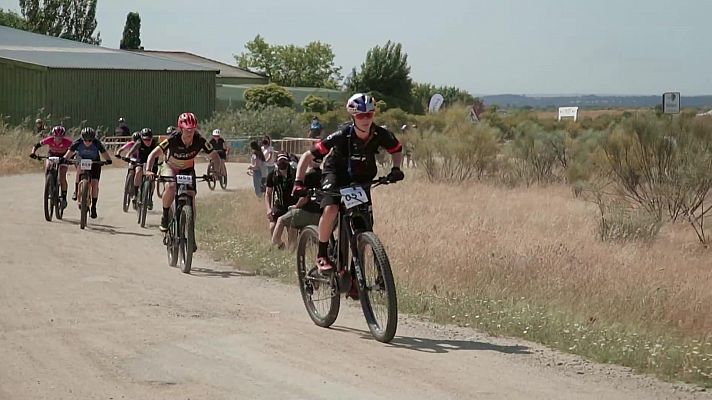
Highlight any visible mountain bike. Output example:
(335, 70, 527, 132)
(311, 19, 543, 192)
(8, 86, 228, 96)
(135, 173, 154, 228)
(69, 158, 109, 229)
(157, 174, 213, 274)
(31, 154, 67, 222)
(206, 156, 228, 191)
(296, 176, 399, 343)
(121, 157, 142, 213)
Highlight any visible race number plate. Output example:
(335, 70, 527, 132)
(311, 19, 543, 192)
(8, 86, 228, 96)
(79, 159, 93, 170)
(176, 175, 193, 185)
(48, 156, 60, 163)
(340, 186, 368, 209)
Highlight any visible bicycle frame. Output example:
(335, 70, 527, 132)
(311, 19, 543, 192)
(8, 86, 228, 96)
(318, 179, 385, 293)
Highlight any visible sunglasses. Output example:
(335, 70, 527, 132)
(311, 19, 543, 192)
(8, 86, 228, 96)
(354, 112, 374, 120)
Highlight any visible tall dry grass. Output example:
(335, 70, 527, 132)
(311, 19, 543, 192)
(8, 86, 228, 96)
(0, 124, 42, 175)
(375, 178, 711, 337)
(197, 175, 712, 385)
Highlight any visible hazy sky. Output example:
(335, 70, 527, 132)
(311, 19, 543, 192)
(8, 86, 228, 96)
(2, 0, 711, 95)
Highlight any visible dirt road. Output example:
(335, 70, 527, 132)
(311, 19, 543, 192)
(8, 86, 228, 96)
(0, 163, 708, 399)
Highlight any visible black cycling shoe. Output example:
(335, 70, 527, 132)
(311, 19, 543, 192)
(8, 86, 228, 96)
(159, 215, 169, 232)
(90, 208, 97, 219)
(71, 192, 77, 201)
(147, 201, 153, 211)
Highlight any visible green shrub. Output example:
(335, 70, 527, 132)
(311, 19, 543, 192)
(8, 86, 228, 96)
(204, 106, 302, 139)
(302, 95, 330, 114)
(244, 83, 295, 110)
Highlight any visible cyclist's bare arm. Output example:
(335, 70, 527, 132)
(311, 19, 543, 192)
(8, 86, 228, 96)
(101, 151, 113, 163)
(295, 151, 314, 182)
(121, 141, 140, 158)
(265, 187, 274, 214)
(390, 152, 403, 168)
(146, 147, 164, 175)
(63, 149, 75, 160)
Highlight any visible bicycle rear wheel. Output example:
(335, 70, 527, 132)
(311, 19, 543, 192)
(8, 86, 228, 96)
(43, 173, 54, 222)
(357, 231, 398, 343)
(296, 225, 340, 328)
(220, 163, 228, 190)
(156, 180, 165, 198)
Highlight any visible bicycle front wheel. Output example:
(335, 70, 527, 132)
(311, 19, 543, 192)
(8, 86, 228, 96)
(122, 170, 134, 212)
(296, 225, 340, 328)
(178, 205, 195, 273)
(43, 173, 54, 222)
(206, 163, 216, 191)
(54, 176, 64, 220)
(79, 179, 89, 229)
(357, 231, 398, 343)
(139, 180, 151, 227)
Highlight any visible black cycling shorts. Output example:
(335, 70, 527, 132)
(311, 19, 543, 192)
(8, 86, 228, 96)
(319, 172, 372, 208)
(77, 163, 102, 180)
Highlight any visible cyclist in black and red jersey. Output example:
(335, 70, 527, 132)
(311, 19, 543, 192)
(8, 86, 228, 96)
(121, 128, 159, 209)
(292, 93, 404, 273)
(145, 112, 220, 232)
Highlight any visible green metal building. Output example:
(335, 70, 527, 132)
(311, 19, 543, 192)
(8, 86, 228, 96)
(0, 26, 217, 135)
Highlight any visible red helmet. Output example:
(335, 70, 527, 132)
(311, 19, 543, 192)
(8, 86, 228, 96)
(51, 125, 66, 137)
(177, 112, 198, 129)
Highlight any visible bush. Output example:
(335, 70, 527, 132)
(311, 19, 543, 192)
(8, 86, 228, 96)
(414, 120, 501, 183)
(244, 83, 295, 110)
(302, 95, 330, 114)
(204, 106, 302, 140)
(505, 122, 563, 185)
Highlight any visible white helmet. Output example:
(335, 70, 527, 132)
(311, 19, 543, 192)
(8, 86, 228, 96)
(346, 93, 376, 116)
(212, 129, 221, 137)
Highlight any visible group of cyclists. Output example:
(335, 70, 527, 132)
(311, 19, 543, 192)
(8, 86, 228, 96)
(29, 93, 406, 272)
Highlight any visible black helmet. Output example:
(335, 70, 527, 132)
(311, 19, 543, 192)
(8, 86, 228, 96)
(131, 131, 141, 141)
(80, 127, 96, 141)
(140, 127, 153, 139)
(166, 126, 175, 134)
(118, 117, 125, 123)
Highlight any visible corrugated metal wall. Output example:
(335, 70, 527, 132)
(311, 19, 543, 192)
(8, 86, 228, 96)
(44, 69, 216, 135)
(0, 60, 46, 125)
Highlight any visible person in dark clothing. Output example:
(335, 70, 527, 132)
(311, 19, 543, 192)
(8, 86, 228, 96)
(265, 152, 297, 234)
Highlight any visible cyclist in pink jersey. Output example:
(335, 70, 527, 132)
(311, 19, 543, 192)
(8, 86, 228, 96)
(30, 126, 73, 208)
(115, 132, 141, 159)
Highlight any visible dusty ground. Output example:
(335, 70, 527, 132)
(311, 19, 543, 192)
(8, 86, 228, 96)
(0, 162, 709, 400)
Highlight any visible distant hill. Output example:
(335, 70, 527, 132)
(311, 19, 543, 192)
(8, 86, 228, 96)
(480, 94, 712, 109)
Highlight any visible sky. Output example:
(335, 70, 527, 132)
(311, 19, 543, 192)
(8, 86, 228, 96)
(2, 0, 712, 95)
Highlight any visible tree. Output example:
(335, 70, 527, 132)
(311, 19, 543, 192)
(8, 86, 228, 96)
(19, 0, 101, 44)
(0, 8, 26, 29)
(347, 41, 414, 112)
(411, 82, 476, 114)
(235, 35, 342, 89)
(302, 95, 330, 114)
(244, 83, 295, 110)
(119, 12, 141, 50)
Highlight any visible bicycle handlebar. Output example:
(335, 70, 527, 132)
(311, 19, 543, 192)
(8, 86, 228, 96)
(302, 176, 397, 197)
(155, 174, 214, 183)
